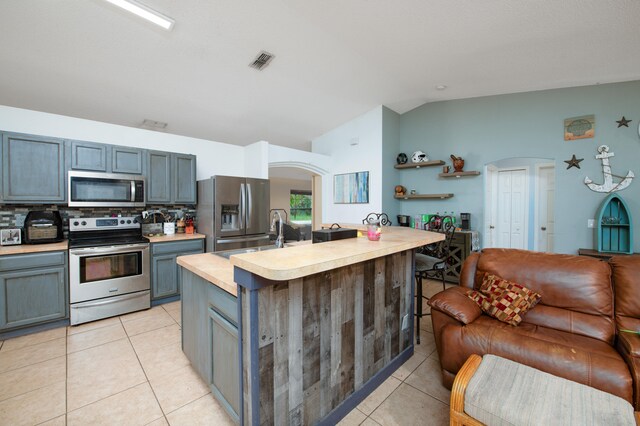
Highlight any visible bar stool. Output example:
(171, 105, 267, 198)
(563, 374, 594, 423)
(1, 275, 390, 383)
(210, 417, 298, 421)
(414, 216, 455, 344)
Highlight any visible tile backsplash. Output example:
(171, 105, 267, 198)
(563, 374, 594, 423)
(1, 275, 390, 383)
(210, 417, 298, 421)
(0, 205, 196, 238)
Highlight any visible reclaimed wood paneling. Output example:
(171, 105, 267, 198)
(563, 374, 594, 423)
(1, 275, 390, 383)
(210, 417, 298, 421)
(273, 283, 289, 426)
(243, 250, 412, 425)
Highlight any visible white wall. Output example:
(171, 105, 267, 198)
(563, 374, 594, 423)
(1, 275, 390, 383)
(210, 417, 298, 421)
(244, 141, 269, 179)
(0, 105, 247, 180)
(312, 106, 383, 224)
(270, 177, 312, 220)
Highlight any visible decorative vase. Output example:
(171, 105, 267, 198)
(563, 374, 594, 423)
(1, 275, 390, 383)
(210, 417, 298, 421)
(451, 155, 465, 172)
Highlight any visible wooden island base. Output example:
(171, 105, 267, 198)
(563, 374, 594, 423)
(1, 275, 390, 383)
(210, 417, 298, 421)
(237, 250, 413, 425)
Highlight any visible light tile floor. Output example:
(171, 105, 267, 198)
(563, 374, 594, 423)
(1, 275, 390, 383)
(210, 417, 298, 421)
(0, 280, 452, 425)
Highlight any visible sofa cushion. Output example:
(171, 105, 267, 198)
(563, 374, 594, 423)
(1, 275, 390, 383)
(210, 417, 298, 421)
(438, 314, 633, 404)
(468, 273, 541, 326)
(471, 248, 615, 344)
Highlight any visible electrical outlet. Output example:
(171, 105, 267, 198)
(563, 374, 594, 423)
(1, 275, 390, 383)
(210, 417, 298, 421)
(401, 314, 409, 331)
(587, 219, 595, 228)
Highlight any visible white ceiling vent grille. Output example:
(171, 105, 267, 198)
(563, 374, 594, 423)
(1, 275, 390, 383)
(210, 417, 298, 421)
(249, 51, 275, 70)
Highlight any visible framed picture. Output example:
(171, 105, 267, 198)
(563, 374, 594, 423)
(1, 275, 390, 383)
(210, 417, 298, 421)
(333, 171, 369, 204)
(564, 115, 595, 141)
(0, 228, 22, 246)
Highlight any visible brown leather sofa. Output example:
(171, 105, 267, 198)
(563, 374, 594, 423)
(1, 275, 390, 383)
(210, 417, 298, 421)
(428, 248, 640, 408)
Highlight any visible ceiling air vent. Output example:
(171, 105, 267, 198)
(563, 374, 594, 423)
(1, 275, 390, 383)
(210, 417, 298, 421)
(249, 51, 275, 70)
(140, 119, 168, 131)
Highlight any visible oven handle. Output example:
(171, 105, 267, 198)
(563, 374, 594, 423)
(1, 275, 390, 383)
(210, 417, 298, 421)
(72, 291, 148, 308)
(69, 244, 149, 256)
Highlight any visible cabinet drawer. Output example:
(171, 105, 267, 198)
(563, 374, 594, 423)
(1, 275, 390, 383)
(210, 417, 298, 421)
(151, 239, 203, 255)
(0, 251, 66, 272)
(208, 284, 237, 326)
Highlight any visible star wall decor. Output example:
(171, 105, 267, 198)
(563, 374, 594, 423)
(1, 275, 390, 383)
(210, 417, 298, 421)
(564, 154, 584, 169)
(616, 116, 632, 127)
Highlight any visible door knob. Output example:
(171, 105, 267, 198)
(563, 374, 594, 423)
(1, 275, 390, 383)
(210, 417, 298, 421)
(489, 225, 495, 229)
(541, 227, 547, 231)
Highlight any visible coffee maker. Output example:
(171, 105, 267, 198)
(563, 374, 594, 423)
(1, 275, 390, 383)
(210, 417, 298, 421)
(460, 213, 471, 230)
(397, 215, 410, 227)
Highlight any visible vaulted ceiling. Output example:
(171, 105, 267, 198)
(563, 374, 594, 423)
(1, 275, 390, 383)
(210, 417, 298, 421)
(1, 0, 639, 150)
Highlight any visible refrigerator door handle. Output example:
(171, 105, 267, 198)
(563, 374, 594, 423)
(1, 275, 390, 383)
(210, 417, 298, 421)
(240, 183, 246, 230)
(246, 182, 252, 227)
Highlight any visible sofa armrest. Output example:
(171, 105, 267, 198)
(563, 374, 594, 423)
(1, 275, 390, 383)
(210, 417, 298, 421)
(617, 332, 640, 410)
(619, 331, 640, 357)
(428, 286, 482, 325)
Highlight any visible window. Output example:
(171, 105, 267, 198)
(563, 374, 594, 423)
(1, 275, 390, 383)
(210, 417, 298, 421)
(290, 190, 312, 224)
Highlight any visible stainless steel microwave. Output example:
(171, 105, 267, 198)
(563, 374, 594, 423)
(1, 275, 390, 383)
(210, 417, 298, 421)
(68, 171, 145, 207)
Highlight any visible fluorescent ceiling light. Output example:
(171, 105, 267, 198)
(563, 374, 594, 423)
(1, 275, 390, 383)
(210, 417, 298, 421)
(104, 0, 175, 30)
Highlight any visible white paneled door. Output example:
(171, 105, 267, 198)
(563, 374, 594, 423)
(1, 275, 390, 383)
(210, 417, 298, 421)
(536, 165, 555, 252)
(496, 168, 528, 249)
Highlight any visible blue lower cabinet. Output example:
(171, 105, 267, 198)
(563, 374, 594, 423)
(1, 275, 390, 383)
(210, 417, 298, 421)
(181, 268, 240, 423)
(209, 307, 240, 420)
(152, 254, 179, 299)
(0, 251, 68, 331)
(150, 240, 204, 300)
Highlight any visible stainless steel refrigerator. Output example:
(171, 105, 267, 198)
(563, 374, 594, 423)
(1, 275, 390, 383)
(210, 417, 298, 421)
(197, 176, 271, 252)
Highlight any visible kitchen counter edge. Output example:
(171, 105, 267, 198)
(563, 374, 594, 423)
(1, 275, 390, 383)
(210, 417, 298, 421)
(0, 241, 69, 256)
(146, 233, 206, 243)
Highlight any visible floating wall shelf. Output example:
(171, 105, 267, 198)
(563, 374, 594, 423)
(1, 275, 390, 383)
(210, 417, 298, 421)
(395, 193, 454, 200)
(394, 160, 445, 169)
(438, 171, 481, 178)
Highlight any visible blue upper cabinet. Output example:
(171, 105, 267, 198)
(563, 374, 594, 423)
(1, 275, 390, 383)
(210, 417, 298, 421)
(71, 141, 143, 175)
(1, 132, 67, 203)
(147, 150, 172, 203)
(112, 146, 143, 174)
(71, 141, 107, 171)
(173, 154, 196, 204)
(596, 193, 633, 254)
(147, 150, 197, 204)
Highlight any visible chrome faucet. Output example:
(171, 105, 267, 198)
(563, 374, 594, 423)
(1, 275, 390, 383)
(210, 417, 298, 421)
(270, 210, 285, 248)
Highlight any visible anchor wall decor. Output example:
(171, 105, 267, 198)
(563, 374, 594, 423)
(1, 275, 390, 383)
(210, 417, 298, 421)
(584, 145, 634, 193)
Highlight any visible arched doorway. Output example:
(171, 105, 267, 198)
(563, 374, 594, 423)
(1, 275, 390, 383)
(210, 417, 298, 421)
(268, 162, 328, 236)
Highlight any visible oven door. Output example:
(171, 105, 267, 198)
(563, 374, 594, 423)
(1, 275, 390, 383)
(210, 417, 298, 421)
(69, 243, 150, 303)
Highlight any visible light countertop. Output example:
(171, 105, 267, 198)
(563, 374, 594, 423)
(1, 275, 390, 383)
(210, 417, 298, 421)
(0, 240, 69, 256)
(177, 252, 238, 296)
(177, 226, 442, 293)
(145, 233, 205, 243)
(230, 226, 442, 281)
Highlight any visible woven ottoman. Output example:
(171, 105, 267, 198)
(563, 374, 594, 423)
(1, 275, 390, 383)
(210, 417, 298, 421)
(450, 354, 637, 426)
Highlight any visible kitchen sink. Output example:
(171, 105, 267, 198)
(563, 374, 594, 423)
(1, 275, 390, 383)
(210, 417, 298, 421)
(213, 245, 280, 259)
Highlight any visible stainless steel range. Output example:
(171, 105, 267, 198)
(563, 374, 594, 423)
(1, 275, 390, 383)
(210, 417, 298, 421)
(68, 216, 150, 325)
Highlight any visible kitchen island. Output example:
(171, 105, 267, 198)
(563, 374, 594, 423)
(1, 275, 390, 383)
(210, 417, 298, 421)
(177, 226, 443, 425)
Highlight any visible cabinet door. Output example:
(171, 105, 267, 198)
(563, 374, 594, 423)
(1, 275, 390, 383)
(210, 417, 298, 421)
(173, 154, 197, 204)
(209, 307, 240, 421)
(2, 133, 66, 202)
(112, 146, 143, 174)
(147, 150, 172, 203)
(151, 253, 178, 300)
(71, 141, 107, 171)
(0, 266, 67, 330)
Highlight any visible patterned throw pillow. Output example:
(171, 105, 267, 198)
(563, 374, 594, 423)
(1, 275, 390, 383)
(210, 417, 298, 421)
(467, 273, 542, 326)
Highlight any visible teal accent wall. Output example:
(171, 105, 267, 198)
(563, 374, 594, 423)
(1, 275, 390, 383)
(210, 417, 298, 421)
(396, 81, 640, 254)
